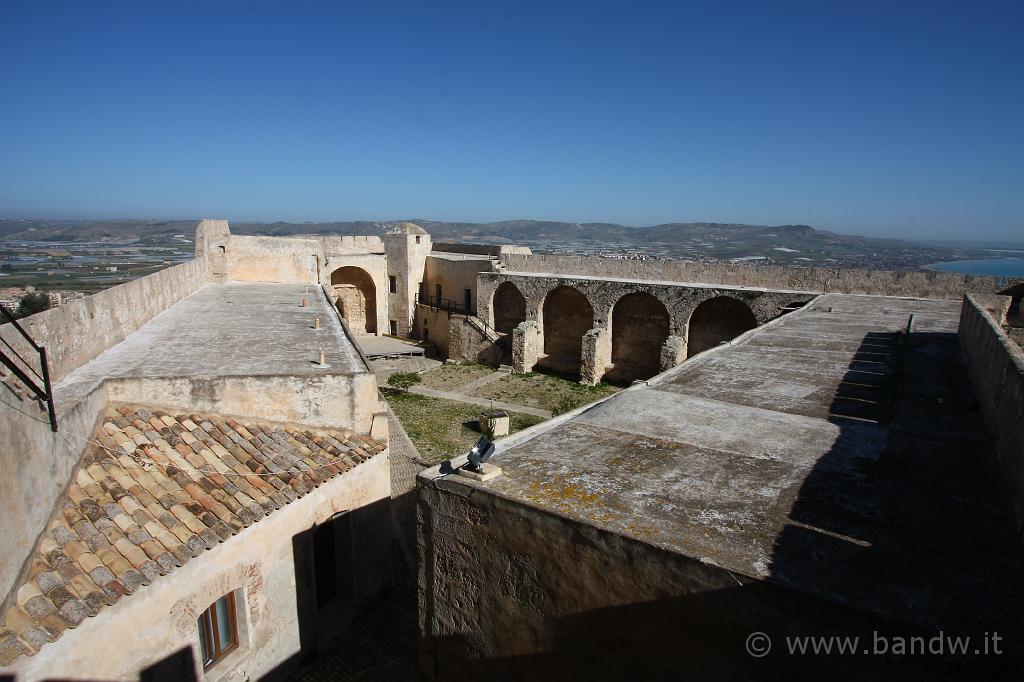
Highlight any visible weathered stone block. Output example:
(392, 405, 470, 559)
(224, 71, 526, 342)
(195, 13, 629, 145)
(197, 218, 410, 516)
(479, 410, 510, 438)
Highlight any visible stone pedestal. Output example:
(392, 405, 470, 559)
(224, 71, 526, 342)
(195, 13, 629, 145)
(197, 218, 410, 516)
(581, 326, 611, 386)
(479, 410, 510, 438)
(660, 334, 687, 372)
(512, 320, 542, 373)
(457, 463, 503, 482)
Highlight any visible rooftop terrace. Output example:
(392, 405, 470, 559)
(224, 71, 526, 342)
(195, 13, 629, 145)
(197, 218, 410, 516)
(54, 282, 367, 410)
(427, 293, 1024, 642)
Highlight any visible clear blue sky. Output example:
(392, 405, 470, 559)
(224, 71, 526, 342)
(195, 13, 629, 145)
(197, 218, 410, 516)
(1, 1, 1021, 240)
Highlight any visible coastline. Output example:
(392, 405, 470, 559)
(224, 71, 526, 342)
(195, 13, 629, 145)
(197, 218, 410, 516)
(923, 257, 1024, 278)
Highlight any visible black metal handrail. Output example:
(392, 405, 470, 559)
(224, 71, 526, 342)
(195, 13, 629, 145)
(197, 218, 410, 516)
(415, 293, 477, 317)
(414, 293, 508, 341)
(0, 305, 57, 431)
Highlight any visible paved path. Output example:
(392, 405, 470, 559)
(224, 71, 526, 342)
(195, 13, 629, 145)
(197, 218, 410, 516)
(452, 368, 509, 394)
(407, 384, 553, 418)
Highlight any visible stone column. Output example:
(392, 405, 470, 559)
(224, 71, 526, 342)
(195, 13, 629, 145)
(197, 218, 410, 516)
(581, 326, 611, 386)
(512, 320, 542, 373)
(659, 335, 687, 372)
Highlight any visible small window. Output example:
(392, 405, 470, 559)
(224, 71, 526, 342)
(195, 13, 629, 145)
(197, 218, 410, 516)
(198, 593, 238, 670)
(435, 284, 442, 304)
(415, 235, 421, 244)
(389, 275, 397, 294)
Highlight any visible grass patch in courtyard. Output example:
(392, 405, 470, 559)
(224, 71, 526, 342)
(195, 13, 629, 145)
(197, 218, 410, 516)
(385, 390, 545, 464)
(417, 362, 495, 391)
(469, 368, 623, 415)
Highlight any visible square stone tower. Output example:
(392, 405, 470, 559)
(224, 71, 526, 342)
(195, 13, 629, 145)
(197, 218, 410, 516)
(383, 222, 431, 336)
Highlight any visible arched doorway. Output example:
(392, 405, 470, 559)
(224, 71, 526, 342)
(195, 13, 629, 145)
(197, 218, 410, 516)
(492, 281, 527, 334)
(686, 296, 756, 357)
(610, 292, 670, 381)
(330, 266, 377, 334)
(541, 286, 593, 375)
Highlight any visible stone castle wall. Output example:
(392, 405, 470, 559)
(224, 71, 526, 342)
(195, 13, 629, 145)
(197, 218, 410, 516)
(417, 474, 929, 681)
(959, 294, 1024, 538)
(499, 253, 1002, 300)
(0, 258, 208, 383)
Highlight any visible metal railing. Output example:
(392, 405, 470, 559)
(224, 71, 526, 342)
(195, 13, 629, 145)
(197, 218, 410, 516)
(414, 293, 507, 345)
(0, 305, 57, 431)
(415, 293, 476, 318)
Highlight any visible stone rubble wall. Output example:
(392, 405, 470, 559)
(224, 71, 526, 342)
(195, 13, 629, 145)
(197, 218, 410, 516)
(416, 475, 918, 681)
(500, 253, 1002, 300)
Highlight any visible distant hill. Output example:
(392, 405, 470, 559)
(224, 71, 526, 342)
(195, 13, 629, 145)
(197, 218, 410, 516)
(0, 217, 981, 269)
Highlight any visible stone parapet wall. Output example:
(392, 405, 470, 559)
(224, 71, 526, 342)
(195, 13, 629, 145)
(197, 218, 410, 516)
(959, 294, 1024, 537)
(432, 242, 531, 257)
(0, 258, 207, 383)
(500, 253, 1002, 300)
(417, 474, 932, 681)
(226, 235, 321, 284)
(106, 371, 381, 432)
(0, 381, 111, 611)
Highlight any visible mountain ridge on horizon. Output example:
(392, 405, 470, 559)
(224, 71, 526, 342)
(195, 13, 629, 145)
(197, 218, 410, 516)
(0, 217, 933, 246)
(0, 218, 1015, 270)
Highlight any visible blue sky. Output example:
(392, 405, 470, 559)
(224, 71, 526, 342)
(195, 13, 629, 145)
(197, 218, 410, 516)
(1, 1, 1021, 240)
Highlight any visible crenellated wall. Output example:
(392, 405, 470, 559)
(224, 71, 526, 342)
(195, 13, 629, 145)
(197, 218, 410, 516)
(499, 253, 1002, 300)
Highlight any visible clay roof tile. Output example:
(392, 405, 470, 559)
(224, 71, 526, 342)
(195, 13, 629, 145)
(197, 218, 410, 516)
(0, 406, 384, 665)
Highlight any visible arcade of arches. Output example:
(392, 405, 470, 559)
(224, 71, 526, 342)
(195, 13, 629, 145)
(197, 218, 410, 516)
(488, 278, 784, 384)
(331, 266, 377, 334)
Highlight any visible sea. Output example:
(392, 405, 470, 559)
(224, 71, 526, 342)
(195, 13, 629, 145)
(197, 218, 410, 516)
(925, 258, 1024, 279)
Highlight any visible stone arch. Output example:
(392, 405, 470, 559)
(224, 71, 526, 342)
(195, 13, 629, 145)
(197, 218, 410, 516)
(686, 296, 757, 357)
(541, 285, 593, 375)
(330, 266, 377, 334)
(609, 292, 670, 381)
(492, 281, 527, 334)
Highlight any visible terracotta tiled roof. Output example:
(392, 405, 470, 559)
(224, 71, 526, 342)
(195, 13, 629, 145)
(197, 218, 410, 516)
(0, 406, 385, 665)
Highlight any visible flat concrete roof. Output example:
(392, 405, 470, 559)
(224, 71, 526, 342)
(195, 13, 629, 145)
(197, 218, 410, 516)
(55, 282, 367, 409)
(424, 293, 1024, 638)
(492, 270, 812, 294)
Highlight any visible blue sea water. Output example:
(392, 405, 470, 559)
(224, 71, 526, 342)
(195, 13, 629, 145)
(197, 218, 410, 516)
(927, 258, 1024, 278)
